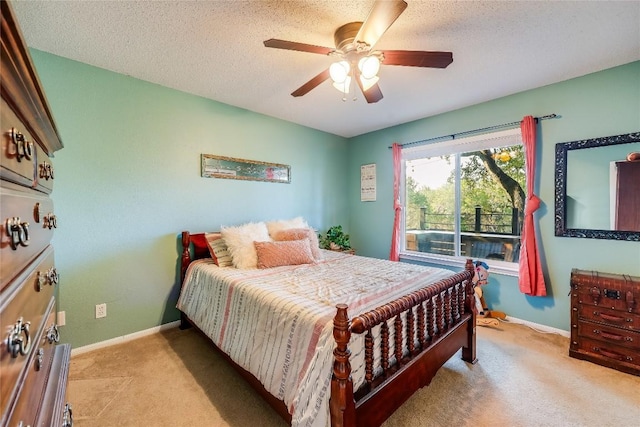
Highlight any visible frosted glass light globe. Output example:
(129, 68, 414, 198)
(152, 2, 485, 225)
(358, 56, 380, 79)
(329, 61, 350, 83)
(332, 76, 352, 93)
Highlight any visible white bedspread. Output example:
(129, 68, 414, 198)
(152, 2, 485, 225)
(176, 250, 453, 427)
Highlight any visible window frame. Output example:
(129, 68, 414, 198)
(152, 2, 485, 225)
(398, 128, 523, 276)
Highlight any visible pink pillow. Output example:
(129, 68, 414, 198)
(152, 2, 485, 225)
(272, 228, 323, 260)
(254, 239, 315, 269)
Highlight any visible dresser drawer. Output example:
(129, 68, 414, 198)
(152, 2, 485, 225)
(35, 344, 72, 427)
(570, 336, 639, 376)
(574, 303, 640, 331)
(1, 98, 37, 188)
(1, 182, 56, 291)
(577, 320, 640, 351)
(4, 304, 59, 427)
(0, 246, 57, 414)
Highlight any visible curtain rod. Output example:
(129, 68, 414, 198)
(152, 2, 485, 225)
(388, 114, 558, 149)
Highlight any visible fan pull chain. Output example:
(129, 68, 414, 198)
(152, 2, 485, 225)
(352, 66, 357, 102)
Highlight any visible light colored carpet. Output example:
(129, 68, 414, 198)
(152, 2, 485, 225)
(68, 322, 640, 426)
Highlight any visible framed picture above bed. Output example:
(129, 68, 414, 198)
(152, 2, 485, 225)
(201, 154, 291, 183)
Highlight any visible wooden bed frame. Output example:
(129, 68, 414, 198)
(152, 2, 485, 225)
(179, 231, 477, 427)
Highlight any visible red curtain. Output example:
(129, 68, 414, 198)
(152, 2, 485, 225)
(389, 142, 402, 261)
(519, 116, 547, 296)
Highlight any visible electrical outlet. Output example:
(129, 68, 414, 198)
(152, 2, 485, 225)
(95, 303, 107, 319)
(57, 311, 66, 326)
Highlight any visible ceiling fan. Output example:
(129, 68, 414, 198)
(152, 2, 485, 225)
(264, 0, 453, 103)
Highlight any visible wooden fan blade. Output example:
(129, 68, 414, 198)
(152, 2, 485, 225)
(291, 69, 330, 97)
(355, 0, 407, 50)
(355, 77, 383, 103)
(264, 39, 333, 55)
(381, 50, 453, 68)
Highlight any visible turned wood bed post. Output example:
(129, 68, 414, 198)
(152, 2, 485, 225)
(330, 304, 356, 427)
(179, 231, 193, 330)
(461, 258, 478, 364)
(180, 231, 192, 282)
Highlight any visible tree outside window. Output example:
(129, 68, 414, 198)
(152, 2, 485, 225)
(403, 131, 525, 264)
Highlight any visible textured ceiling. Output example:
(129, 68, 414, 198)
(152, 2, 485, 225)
(11, 0, 640, 138)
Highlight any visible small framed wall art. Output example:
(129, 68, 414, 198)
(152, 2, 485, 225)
(201, 154, 290, 183)
(361, 163, 376, 201)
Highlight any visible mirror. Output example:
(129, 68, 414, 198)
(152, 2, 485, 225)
(555, 132, 640, 240)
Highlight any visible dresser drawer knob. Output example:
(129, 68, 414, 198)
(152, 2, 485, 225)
(5, 217, 30, 249)
(37, 270, 47, 291)
(39, 161, 54, 180)
(11, 127, 33, 162)
(36, 267, 59, 291)
(35, 348, 44, 371)
(43, 213, 57, 229)
(49, 267, 60, 286)
(62, 403, 73, 427)
(6, 317, 31, 357)
(46, 324, 60, 344)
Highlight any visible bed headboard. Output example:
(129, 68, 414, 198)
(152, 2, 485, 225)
(180, 231, 210, 283)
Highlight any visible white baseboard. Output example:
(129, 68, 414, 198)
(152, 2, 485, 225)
(71, 320, 181, 356)
(505, 316, 570, 337)
(70, 317, 568, 356)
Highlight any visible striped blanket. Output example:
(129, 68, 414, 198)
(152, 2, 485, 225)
(176, 250, 453, 427)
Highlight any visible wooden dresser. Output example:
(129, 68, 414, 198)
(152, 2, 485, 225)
(1, 1, 72, 426)
(570, 269, 640, 376)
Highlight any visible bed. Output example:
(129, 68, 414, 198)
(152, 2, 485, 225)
(177, 228, 477, 427)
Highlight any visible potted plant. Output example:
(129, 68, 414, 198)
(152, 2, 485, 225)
(319, 225, 352, 252)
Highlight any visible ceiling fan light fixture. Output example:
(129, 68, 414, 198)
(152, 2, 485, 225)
(329, 60, 350, 83)
(358, 55, 380, 79)
(332, 76, 352, 93)
(360, 74, 379, 91)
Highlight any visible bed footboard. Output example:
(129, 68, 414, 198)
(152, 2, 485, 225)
(330, 259, 476, 427)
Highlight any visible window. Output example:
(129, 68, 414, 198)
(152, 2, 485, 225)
(401, 128, 525, 270)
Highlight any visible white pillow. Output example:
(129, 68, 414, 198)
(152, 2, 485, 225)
(221, 222, 271, 269)
(266, 216, 309, 237)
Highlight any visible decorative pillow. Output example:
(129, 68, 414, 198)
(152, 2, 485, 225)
(266, 216, 309, 237)
(272, 228, 323, 261)
(220, 222, 271, 269)
(204, 233, 233, 267)
(254, 239, 315, 269)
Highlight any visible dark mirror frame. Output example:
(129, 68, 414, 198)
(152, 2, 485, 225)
(555, 131, 640, 241)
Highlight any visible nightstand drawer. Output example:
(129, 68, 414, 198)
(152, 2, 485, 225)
(574, 303, 640, 331)
(577, 320, 640, 351)
(571, 336, 639, 376)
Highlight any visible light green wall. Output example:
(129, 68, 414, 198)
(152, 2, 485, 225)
(347, 61, 640, 331)
(30, 50, 349, 348)
(32, 48, 639, 347)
